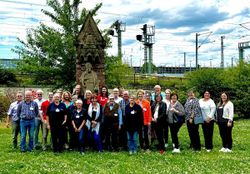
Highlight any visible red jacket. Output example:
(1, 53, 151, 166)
(136, 99, 152, 125)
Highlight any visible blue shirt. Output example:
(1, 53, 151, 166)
(119, 99, 129, 116)
(17, 100, 39, 120)
(7, 101, 21, 122)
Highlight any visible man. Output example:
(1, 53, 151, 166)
(151, 85, 166, 101)
(113, 88, 123, 104)
(119, 91, 130, 150)
(6, 92, 23, 149)
(103, 94, 122, 151)
(40, 92, 53, 150)
(17, 90, 39, 152)
(34, 89, 45, 149)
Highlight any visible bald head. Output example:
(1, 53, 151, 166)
(25, 90, 32, 102)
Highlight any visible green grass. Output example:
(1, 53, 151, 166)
(0, 120, 250, 174)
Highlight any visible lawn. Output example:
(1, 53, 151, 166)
(0, 119, 249, 174)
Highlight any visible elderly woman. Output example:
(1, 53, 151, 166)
(71, 99, 87, 154)
(46, 93, 67, 153)
(184, 90, 202, 151)
(86, 94, 103, 152)
(217, 92, 234, 153)
(83, 90, 92, 110)
(151, 94, 167, 154)
(125, 95, 143, 154)
(199, 90, 216, 152)
(168, 93, 185, 153)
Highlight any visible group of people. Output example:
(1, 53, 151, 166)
(6, 84, 234, 154)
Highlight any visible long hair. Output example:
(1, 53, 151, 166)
(100, 86, 109, 97)
(218, 92, 230, 107)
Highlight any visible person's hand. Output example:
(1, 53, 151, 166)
(205, 117, 211, 123)
(227, 120, 232, 127)
(77, 128, 81, 132)
(189, 119, 193, 124)
(6, 122, 10, 128)
(62, 120, 66, 125)
(92, 122, 97, 128)
(74, 126, 78, 132)
(47, 124, 50, 130)
(118, 125, 121, 130)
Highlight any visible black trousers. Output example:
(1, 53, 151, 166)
(51, 127, 65, 152)
(139, 125, 150, 150)
(218, 122, 233, 149)
(202, 120, 214, 150)
(153, 122, 165, 151)
(170, 122, 183, 149)
(187, 121, 201, 150)
(118, 124, 127, 149)
(163, 122, 169, 145)
(105, 124, 118, 150)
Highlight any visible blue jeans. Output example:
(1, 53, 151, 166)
(88, 131, 103, 152)
(77, 129, 85, 152)
(20, 119, 35, 152)
(34, 117, 42, 147)
(127, 131, 138, 152)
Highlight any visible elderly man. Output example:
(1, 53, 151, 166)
(34, 89, 45, 149)
(6, 92, 23, 149)
(151, 85, 166, 101)
(17, 90, 39, 152)
(113, 88, 123, 104)
(104, 94, 122, 151)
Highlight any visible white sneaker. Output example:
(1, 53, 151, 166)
(206, 149, 211, 152)
(225, 148, 232, 153)
(129, 151, 133, 155)
(165, 144, 169, 148)
(172, 148, 180, 153)
(219, 147, 226, 152)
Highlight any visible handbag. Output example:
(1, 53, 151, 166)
(194, 115, 204, 124)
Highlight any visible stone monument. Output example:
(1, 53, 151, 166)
(76, 13, 106, 93)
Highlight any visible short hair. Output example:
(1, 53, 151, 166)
(25, 90, 32, 96)
(53, 93, 60, 99)
(165, 89, 171, 94)
(113, 88, 119, 92)
(75, 99, 83, 104)
(123, 91, 129, 95)
(84, 90, 92, 98)
(170, 93, 179, 100)
(36, 89, 43, 94)
(155, 94, 163, 101)
(154, 85, 161, 89)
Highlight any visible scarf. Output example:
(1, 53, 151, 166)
(86, 103, 101, 134)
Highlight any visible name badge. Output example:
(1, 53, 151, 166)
(131, 110, 135, 114)
(55, 108, 60, 112)
(143, 108, 147, 111)
(114, 113, 118, 117)
(76, 115, 80, 119)
(219, 106, 223, 109)
(30, 107, 34, 111)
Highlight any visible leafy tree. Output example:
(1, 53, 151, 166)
(13, 0, 102, 90)
(0, 67, 17, 85)
(141, 62, 158, 74)
(105, 56, 134, 88)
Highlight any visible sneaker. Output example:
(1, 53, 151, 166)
(225, 148, 232, 153)
(133, 151, 137, 154)
(145, 149, 151, 153)
(172, 148, 180, 153)
(206, 149, 211, 152)
(219, 147, 226, 152)
(80, 152, 85, 155)
(129, 151, 133, 155)
(160, 150, 165, 154)
(165, 144, 169, 148)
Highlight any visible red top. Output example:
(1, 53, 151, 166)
(97, 95, 108, 107)
(136, 99, 152, 125)
(41, 100, 50, 120)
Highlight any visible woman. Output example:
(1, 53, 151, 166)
(199, 90, 216, 152)
(62, 91, 73, 108)
(72, 84, 84, 101)
(163, 89, 171, 148)
(168, 93, 185, 153)
(184, 90, 202, 151)
(86, 94, 103, 152)
(125, 95, 143, 154)
(83, 90, 92, 110)
(71, 99, 87, 154)
(46, 93, 67, 153)
(151, 94, 167, 154)
(217, 92, 234, 153)
(136, 90, 152, 152)
(97, 86, 109, 107)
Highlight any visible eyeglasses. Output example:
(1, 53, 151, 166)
(17, 95, 22, 97)
(37, 94, 42, 96)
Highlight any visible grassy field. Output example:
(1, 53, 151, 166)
(0, 120, 249, 174)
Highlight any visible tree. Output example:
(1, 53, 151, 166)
(13, 0, 102, 90)
(0, 67, 17, 85)
(141, 62, 158, 74)
(105, 56, 134, 88)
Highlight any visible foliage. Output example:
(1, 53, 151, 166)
(0, 67, 18, 86)
(0, 119, 250, 173)
(141, 62, 158, 74)
(13, 0, 102, 91)
(105, 56, 134, 88)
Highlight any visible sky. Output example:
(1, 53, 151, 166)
(0, 0, 250, 68)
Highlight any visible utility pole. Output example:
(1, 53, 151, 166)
(221, 36, 225, 68)
(195, 33, 198, 70)
(231, 57, 234, 67)
(136, 24, 155, 74)
(184, 52, 186, 72)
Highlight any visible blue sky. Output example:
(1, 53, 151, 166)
(0, 0, 250, 67)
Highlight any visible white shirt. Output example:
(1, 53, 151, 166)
(222, 101, 234, 121)
(199, 98, 216, 121)
(154, 105, 159, 120)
